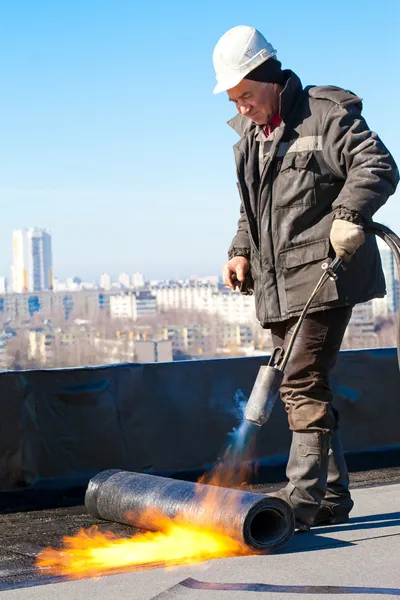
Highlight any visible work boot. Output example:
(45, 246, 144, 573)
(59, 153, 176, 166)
(270, 431, 331, 531)
(313, 428, 354, 526)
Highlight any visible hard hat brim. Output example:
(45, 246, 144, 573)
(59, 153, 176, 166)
(212, 52, 278, 94)
(213, 73, 245, 94)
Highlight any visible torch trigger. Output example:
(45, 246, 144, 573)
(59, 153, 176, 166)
(268, 346, 285, 370)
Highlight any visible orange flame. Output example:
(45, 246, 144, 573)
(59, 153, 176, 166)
(36, 509, 250, 579)
(36, 433, 258, 578)
(198, 435, 257, 489)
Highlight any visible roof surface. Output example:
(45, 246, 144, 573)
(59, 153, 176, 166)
(1, 468, 399, 599)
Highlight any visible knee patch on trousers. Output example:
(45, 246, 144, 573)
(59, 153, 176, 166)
(285, 398, 337, 433)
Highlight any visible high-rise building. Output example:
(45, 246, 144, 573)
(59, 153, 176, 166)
(100, 273, 112, 290)
(119, 273, 131, 288)
(12, 229, 53, 293)
(132, 272, 145, 289)
(378, 241, 397, 312)
(151, 280, 256, 325)
(110, 291, 157, 321)
(0, 277, 7, 294)
(344, 301, 377, 348)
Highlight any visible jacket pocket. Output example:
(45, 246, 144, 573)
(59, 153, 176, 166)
(280, 151, 313, 171)
(280, 239, 339, 312)
(275, 151, 316, 208)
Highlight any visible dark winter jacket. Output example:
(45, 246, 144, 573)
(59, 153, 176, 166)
(228, 71, 399, 326)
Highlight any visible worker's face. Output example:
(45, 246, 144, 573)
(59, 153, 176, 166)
(227, 79, 281, 125)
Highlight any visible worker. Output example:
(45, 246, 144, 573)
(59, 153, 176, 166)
(212, 26, 399, 530)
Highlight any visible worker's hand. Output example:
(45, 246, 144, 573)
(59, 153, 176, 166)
(222, 256, 250, 290)
(330, 219, 365, 262)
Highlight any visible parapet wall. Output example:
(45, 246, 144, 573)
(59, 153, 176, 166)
(0, 348, 399, 494)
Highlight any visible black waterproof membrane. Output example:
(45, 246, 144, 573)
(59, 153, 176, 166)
(85, 470, 295, 552)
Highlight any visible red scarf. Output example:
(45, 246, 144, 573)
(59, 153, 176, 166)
(264, 113, 282, 137)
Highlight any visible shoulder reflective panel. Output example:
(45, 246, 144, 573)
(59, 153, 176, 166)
(277, 136, 322, 157)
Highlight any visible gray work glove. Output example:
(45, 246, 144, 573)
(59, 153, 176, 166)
(330, 219, 365, 261)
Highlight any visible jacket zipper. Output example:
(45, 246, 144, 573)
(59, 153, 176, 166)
(257, 128, 285, 319)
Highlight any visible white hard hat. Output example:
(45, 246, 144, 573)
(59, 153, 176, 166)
(212, 26, 277, 94)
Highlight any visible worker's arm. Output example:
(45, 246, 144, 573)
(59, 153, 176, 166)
(224, 196, 251, 289)
(322, 102, 399, 224)
(228, 197, 251, 259)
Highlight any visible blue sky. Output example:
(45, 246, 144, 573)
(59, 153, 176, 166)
(0, 0, 399, 281)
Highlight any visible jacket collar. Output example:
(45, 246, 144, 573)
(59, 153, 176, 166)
(227, 70, 303, 138)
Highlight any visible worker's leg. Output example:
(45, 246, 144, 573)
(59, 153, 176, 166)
(313, 426, 354, 525)
(270, 306, 353, 529)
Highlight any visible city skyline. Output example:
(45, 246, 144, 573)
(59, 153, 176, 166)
(2, 225, 399, 298)
(0, 252, 396, 370)
(2, 225, 398, 332)
(0, 224, 397, 369)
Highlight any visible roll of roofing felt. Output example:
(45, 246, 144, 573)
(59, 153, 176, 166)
(85, 470, 294, 552)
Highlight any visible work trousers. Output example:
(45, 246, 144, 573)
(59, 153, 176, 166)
(270, 306, 353, 433)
